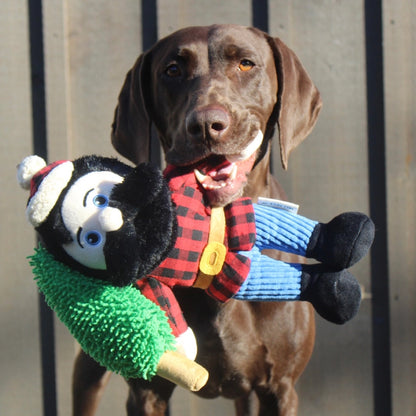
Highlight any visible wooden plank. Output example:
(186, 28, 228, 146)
(269, 2, 374, 415)
(43, 0, 71, 161)
(44, 0, 142, 161)
(0, 1, 43, 415)
(383, 1, 416, 415)
(42, 1, 144, 414)
(157, 0, 251, 38)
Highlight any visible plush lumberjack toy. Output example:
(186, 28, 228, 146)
(17, 155, 208, 391)
(18, 155, 374, 385)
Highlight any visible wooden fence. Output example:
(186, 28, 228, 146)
(1, 0, 415, 415)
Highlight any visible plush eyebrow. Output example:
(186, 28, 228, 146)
(83, 188, 94, 207)
(76, 227, 84, 248)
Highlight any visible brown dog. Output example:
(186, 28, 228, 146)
(72, 24, 322, 416)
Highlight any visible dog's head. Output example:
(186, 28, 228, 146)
(112, 24, 322, 206)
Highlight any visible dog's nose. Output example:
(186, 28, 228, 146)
(186, 107, 230, 142)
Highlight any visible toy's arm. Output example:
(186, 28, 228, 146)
(29, 246, 208, 391)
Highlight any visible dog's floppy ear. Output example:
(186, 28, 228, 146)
(268, 36, 322, 169)
(111, 54, 152, 164)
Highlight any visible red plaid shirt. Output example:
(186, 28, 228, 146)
(136, 165, 256, 336)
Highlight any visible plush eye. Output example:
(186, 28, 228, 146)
(85, 231, 102, 246)
(93, 194, 108, 208)
(238, 59, 255, 71)
(165, 63, 182, 77)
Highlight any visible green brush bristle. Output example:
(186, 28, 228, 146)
(29, 245, 176, 380)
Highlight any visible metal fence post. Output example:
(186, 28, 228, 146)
(364, 1, 392, 415)
(28, 0, 58, 415)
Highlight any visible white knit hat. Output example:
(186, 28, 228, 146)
(17, 155, 74, 227)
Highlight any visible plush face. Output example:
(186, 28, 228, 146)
(61, 171, 124, 270)
(27, 156, 177, 286)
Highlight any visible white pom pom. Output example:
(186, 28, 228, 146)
(17, 155, 47, 190)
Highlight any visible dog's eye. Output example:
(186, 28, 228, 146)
(238, 59, 255, 72)
(165, 63, 182, 77)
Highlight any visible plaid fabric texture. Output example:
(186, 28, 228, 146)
(137, 166, 256, 336)
(149, 184, 210, 285)
(135, 277, 188, 335)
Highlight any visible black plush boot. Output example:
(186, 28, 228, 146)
(306, 212, 375, 270)
(300, 264, 362, 324)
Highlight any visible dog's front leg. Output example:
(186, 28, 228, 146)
(72, 349, 111, 416)
(126, 377, 176, 416)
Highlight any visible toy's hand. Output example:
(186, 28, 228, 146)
(156, 351, 209, 391)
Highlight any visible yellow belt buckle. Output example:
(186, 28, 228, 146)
(194, 206, 227, 290)
(199, 241, 227, 276)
